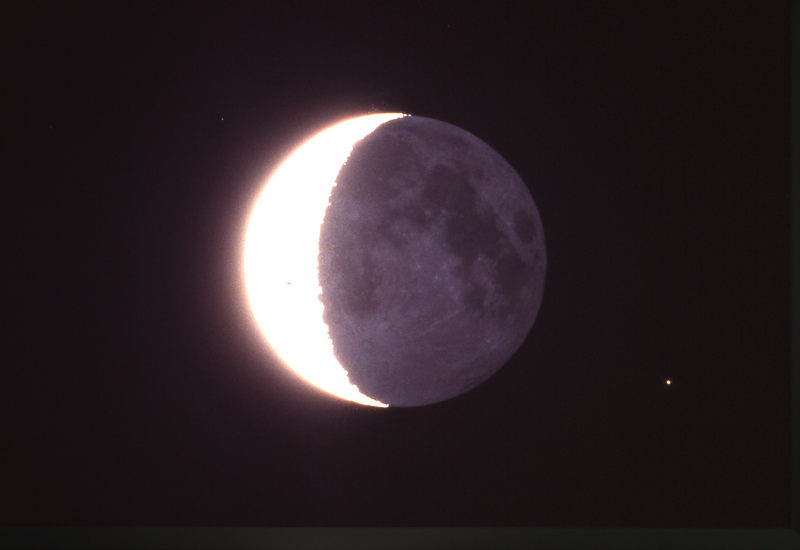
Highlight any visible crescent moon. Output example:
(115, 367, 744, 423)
(243, 113, 405, 407)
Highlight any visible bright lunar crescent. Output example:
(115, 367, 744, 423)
(244, 113, 546, 407)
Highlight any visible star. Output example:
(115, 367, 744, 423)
(665, 379, 672, 386)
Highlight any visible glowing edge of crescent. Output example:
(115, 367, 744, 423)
(244, 113, 407, 407)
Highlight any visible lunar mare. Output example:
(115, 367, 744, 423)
(244, 113, 404, 407)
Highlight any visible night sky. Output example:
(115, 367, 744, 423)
(5, 1, 790, 526)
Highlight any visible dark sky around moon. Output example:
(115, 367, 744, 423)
(4, 1, 790, 528)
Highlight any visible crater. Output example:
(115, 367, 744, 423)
(464, 282, 487, 311)
(421, 163, 477, 214)
(513, 210, 536, 244)
(444, 211, 503, 266)
(495, 250, 528, 298)
(323, 241, 381, 317)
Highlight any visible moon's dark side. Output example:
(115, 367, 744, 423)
(318, 116, 546, 406)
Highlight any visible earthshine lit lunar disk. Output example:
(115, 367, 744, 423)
(244, 113, 404, 407)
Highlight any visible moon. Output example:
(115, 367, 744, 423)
(244, 113, 546, 407)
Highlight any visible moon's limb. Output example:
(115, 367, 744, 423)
(243, 113, 405, 407)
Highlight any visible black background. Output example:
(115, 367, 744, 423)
(5, 1, 789, 526)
